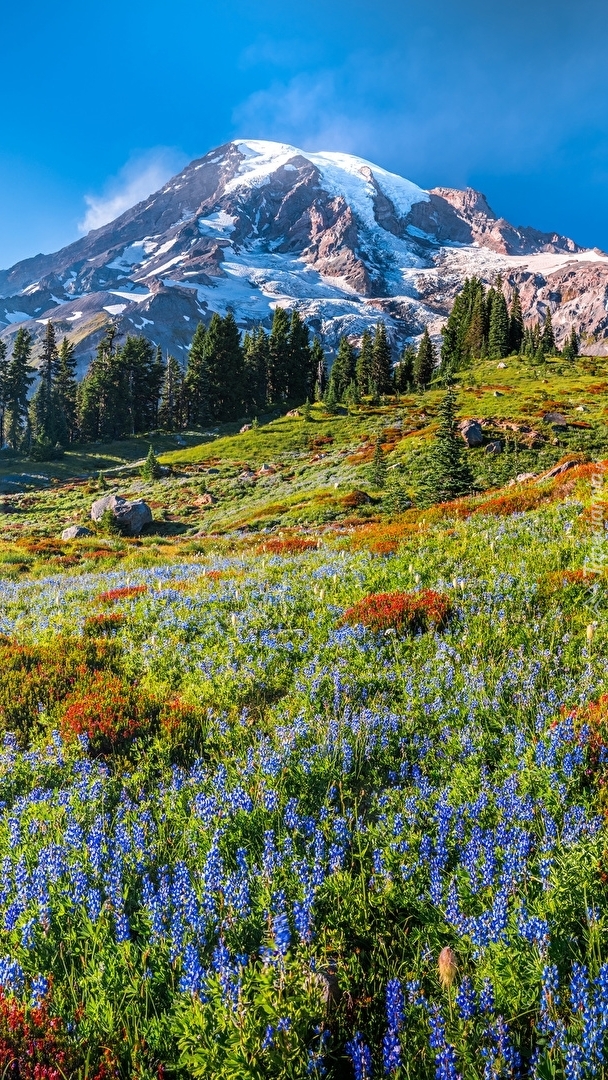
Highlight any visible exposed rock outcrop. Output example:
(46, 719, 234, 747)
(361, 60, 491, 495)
(90, 494, 152, 535)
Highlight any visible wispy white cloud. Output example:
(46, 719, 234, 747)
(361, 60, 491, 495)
(78, 147, 188, 233)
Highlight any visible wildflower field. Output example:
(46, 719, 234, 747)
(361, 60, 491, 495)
(0, 354, 608, 1078)
(0, 493, 606, 1079)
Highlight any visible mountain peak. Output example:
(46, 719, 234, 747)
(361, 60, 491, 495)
(1, 138, 608, 366)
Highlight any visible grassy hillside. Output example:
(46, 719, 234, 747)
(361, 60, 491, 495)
(0, 352, 606, 549)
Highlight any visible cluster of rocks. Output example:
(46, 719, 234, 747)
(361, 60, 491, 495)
(458, 414, 562, 453)
(238, 464, 279, 482)
(61, 495, 154, 540)
(507, 458, 581, 486)
(459, 420, 504, 454)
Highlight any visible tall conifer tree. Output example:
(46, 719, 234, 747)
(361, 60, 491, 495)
(356, 330, 374, 394)
(329, 337, 356, 400)
(541, 309, 556, 355)
(268, 307, 291, 403)
(420, 385, 473, 505)
(0, 341, 9, 447)
(287, 310, 312, 401)
(371, 322, 392, 393)
(243, 327, 269, 413)
(488, 280, 510, 358)
(563, 326, 579, 361)
(394, 345, 416, 391)
(184, 322, 210, 427)
(159, 355, 185, 430)
(413, 328, 436, 390)
(509, 287, 524, 354)
(54, 337, 78, 444)
(5, 328, 34, 449)
(310, 338, 327, 400)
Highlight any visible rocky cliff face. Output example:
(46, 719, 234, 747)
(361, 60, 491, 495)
(1, 138, 608, 372)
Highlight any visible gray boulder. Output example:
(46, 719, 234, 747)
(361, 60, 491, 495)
(61, 525, 93, 540)
(459, 420, 483, 448)
(90, 494, 152, 536)
(485, 440, 502, 455)
(538, 458, 579, 481)
(543, 411, 568, 427)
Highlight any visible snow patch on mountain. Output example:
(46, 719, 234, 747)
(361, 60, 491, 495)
(230, 139, 428, 232)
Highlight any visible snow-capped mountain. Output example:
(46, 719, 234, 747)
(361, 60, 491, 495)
(2, 138, 608, 371)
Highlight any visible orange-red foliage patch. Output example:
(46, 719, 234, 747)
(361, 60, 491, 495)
(474, 489, 547, 516)
(59, 673, 149, 753)
(83, 612, 126, 636)
(262, 538, 318, 555)
(542, 569, 600, 594)
(0, 988, 116, 1080)
(342, 589, 452, 634)
(369, 540, 398, 555)
(96, 585, 148, 604)
(158, 694, 198, 735)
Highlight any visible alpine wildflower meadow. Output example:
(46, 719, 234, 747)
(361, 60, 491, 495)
(0, 496, 604, 1078)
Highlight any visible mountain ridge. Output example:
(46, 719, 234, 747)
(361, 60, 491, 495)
(2, 138, 608, 371)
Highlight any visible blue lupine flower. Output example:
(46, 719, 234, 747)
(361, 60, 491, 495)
(345, 1033, 373, 1080)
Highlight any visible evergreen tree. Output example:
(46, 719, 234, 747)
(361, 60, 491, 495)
(323, 378, 339, 414)
(344, 380, 361, 408)
(243, 326, 269, 414)
(142, 444, 162, 481)
(5, 328, 34, 450)
(413, 328, 436, 390)
(310, 338, 327, 400)
(420, 385, 473, 505)
(563, 326, 579, 361)
(35, 321, 60, 443)
(488, 281, 510, 358)
(121, 336, 163, 434)
(184, 322, 210, 427)
(383, 477, 411, 514)
(287, 310, 312, 401)
(464, 288, 487, 359)
(76, 325, 126, 442)
(268, 307, 291, 403)
(0, 340, 9, 447)
(509, 287, 524, 354)
(369, 436, 387, 489)
(440, 306, 461, 375)
(371, 322, 392, 393)
(203, 311, 244, 420)
(394, 345, 416, 392)
(159, 355, 185, 430)
(485, 286, 496, 345)
(329, 337, 356, 400)
(541, 308, 556, 355)
(441, 276, 489, 372)
(355, 330, 374, 394)
(54, 337, 78, 443)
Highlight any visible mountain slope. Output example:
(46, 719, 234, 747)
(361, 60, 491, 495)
(2, 139, 608, 372)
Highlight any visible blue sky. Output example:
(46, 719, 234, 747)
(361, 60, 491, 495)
(2, 0, 608, 267)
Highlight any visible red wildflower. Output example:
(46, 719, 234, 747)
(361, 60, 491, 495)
(96, 585, 148, 604)
(341, 590, 452, 634)
(59, 672, 149, 754)
(0, 988, 116, 1079)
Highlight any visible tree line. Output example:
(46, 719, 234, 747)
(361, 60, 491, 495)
(0, 279, 583, 454)
(440, 275, 579, 375)
(0, 310, 431, 454)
